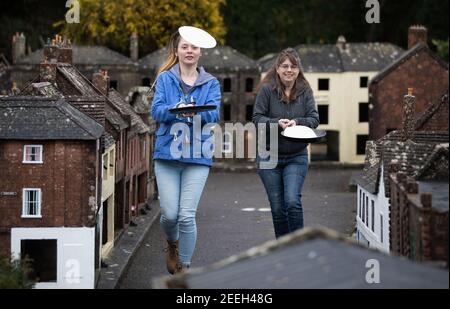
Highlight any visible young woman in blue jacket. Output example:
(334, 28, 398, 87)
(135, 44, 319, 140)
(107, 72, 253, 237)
(151, 28, 221, 274)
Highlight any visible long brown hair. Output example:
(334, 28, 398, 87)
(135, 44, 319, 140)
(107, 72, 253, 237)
(258, 47, 311, 102)
(157, 31, 182, 74)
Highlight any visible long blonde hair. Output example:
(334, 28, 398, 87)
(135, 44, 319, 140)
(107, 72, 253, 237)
(157, 31, 182, 75)
(258, 48, 311, 102)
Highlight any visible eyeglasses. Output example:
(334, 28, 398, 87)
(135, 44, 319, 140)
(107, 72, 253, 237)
(279, 64, 299, 70)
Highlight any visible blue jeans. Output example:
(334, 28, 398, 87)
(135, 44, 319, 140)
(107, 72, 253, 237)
(154, 159, 210, 266)
(257, 153, 309, 238)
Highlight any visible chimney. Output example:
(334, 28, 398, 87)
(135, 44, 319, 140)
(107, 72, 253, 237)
(40, 57, 57, 83)
(43, 37, 59, 62)
(406, 177, 419, 194)
(130, 32, 139, 62)
(336, 35, 347, 50)
(58, 36, 73, 64)
(420, 193, 432, 209)
(402, 88, 416, 141)
(12, 32, 26, 64)
(92, 69, 110, 96)
(43, 35, 73, 64)
(408, 25, 428, 49)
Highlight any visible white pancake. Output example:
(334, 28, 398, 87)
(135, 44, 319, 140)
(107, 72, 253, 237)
(283, 125, 317, 139)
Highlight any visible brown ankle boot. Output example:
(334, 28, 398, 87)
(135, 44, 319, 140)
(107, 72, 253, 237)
(165, 240, 179, 274)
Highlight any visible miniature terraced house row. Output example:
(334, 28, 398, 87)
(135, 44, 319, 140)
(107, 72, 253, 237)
(355, 90, 449, 255)
(19, 37, 156, 238)
(258, 36, 404, 163)
(0, 96, 104, 288)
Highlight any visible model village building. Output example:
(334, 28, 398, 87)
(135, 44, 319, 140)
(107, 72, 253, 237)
(355, 88, 448, 264)
(0, 36, 156, 288)
(369, 25, 449, 140)
(0, 96, 104, 288)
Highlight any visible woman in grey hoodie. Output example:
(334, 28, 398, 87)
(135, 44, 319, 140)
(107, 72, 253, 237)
(253, 48, 319, 238)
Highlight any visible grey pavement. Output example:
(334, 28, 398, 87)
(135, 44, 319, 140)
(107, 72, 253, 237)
(96, 203, 160, 289)
(115, 168, 358, 289)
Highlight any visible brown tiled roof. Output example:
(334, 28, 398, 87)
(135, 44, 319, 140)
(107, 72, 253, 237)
(65, 96, 106, 126)
(108, 89, 149, 135)
(57, 64, 99, 96)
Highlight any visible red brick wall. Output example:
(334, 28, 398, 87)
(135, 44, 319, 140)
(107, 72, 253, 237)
(419, 97, 449, 132)
(0, 140, 99, 255)
(369, 49, 449, 140)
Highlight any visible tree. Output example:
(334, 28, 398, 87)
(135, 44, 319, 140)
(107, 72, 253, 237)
(432, 39, 449, 62)
(55, 0, 227, 57)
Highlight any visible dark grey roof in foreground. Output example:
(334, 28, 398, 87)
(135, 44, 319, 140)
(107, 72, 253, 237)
(16, 46, 135, 66)
(153, 227, 449, 289)
(139, 46, 258, 74)
(258, 42, 404, 73)
(0, 96, 104, 140)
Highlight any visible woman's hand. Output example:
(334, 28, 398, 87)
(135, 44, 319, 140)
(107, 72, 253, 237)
(178, 103, 196, 118)
(278, 119, 296, 130)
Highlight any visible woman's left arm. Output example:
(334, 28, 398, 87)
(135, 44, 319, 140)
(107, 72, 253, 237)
(294, 89, 320, 129)
(200, 79, 221, 124)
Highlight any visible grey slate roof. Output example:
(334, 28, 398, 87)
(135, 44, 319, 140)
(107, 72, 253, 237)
(16, 45, 135, 66)
(356, 131, 449, 197)
(0, 96, 104, 140)
(371, 43, 449, 85)
(139, 46, 258, 74)
(26, 82, 62, 97)
(153, 227, 449, 289)
(258, 42, 404, 73)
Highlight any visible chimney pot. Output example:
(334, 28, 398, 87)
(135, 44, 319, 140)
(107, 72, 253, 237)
(130, 32, 139, 62)
(408, 25, 428, 49)
(11, 32, 26, 64)
(92, 70, 110, 96)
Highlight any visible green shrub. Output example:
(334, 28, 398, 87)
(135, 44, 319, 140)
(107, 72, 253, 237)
(0, 255, 35, 289)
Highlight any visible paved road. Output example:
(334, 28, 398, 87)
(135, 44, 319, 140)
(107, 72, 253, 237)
(119, 168, 357, 289)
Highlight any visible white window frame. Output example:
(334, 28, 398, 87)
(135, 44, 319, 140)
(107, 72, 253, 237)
(22, 188, 42, 218)
(23, 145, 43, 164)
